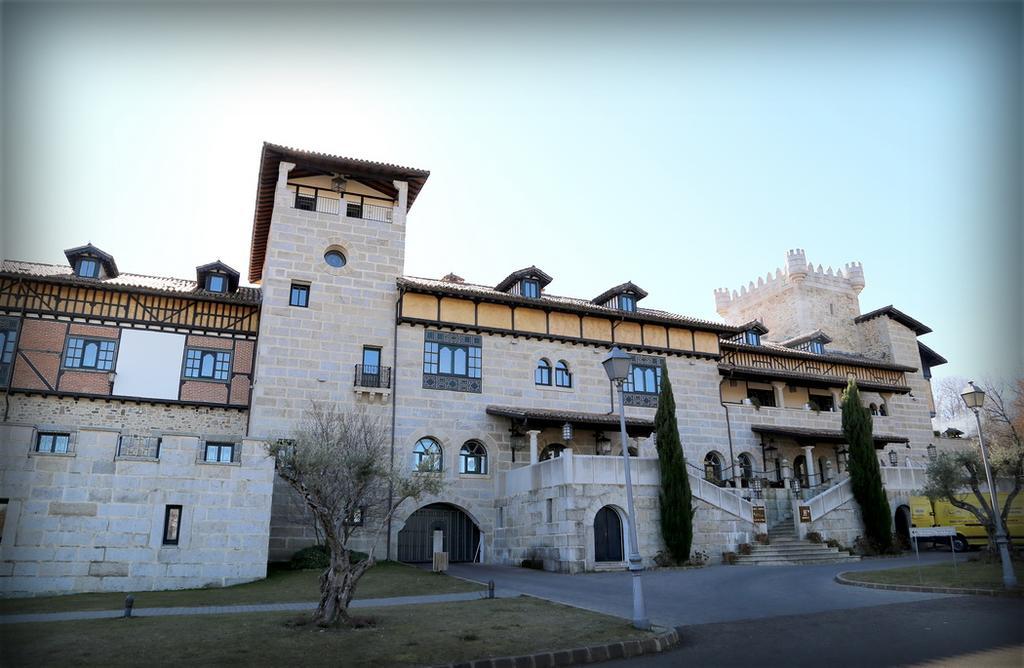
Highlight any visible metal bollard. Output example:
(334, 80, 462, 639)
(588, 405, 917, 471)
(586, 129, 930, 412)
(123, 594, 135, 618)
(488, 580, 495, 599)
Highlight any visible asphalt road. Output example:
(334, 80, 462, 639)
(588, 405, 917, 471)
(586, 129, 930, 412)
(449, 553, 958, 627)
(449, 554, 1024, 666)
(605, 596, 1024, 668)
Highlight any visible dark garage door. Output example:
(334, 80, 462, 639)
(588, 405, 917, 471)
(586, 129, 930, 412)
(398, 503, 481, 563)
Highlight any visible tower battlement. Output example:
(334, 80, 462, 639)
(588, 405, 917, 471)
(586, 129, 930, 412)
(714, 249, 866, 317)
(713, 250, 867, 351)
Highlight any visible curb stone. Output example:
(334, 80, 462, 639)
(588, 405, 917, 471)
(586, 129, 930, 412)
(834, 572, 1024, 597)
(431, 626, 682, 668)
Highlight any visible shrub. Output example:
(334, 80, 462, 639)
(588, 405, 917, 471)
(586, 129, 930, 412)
(754, 533, 770, 545)
(825, 538, 843, 550)
(687, 549, 710, 567)
(722, 551, 738, 565)
(289, 545, 368, 570)
(738, 543, 753, 555)
(806, 532, 823, 544)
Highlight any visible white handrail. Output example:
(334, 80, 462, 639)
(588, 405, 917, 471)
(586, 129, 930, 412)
(801, 477, 853, 521)
(689, 473, 753, 523)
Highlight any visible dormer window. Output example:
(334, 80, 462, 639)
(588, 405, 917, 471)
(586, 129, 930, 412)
(65, 244, 118, 280)
(195, 261, 240, 296)
(808, 339, 825, 354)
(76, 258, 99, 278)
(205, 274, 227, 293)
(743, 330, 761, 346)
(494, 266, 553, 296)
(593, 281, 648, 313)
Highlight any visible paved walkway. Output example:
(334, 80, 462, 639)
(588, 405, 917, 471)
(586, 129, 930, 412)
(448, 552, 964, 627)
(0, 590, 507, 625)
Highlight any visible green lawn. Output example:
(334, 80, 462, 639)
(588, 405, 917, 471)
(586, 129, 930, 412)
(0, 597, 652, 667)
(846, 559, 1024, 590)
(0, 562, 482, 615)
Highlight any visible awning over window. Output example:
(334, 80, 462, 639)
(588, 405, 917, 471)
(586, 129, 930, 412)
(751, 425, 908, 449)
(486, 405, 654, 437)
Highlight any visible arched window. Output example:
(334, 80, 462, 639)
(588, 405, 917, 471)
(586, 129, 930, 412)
(459, 440, 487, 475)
(413, 437, 442, 472)
(879, 403, 888, 416)
(555, 360, 572, 388)
(818, 457, 829, 482)
(869, 403, 878, 416)
(738, 453, 754, 481)
(535, 358, 552, 385)
(540, 443, 565, 460)
(704, 452, 723, 482)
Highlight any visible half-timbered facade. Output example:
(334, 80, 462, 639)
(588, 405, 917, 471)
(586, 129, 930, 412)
(0, 249, 274, 596)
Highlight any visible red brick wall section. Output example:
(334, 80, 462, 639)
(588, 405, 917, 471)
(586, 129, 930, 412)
(12, 355, 51, 390)
(233, 340, 255, 373)
(68, 323, 119, 339)
(186, 335, 233, 350)
(19, 350, 61, 389)
(229, 375, 250, 405)
(19, 320, 68, 353)
(58, 370, 112, 395)
(180, 380, 228, 404)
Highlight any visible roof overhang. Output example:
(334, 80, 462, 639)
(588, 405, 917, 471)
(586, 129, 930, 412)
(248, 142, 430, 283)
(918, 341, 948, 368)
(854, 305, 932, 335)
(486, 405, 654, 437)
(751, 424, 909, 449)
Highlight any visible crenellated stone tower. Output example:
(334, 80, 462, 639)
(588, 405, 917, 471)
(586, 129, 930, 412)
(714, 249, 866, 351)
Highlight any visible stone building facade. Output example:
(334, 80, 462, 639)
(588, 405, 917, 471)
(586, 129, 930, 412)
(0, 251, 274, 596)
(1, 144, 950, 595)
(246, 145, 947, 571)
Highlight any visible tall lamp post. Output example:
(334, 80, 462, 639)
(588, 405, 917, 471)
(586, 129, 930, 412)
(602, 346, 650, 630)
(960, 381, 1017, 589)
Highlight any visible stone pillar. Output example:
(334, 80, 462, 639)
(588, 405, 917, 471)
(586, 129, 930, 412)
(824, 459, 834, 482)
(393, 179, 409, 225)
(879, 392, 893, 416)
(528, 430, 540, 465)
(771, 382, 787, 409)
(829, 388, 842, 411)
(802, 445, 816, 485)
(781, 457, 792, 489)
(276, 161, 295, 205)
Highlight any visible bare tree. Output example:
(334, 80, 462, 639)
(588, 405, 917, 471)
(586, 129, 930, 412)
(923, 378, 1023, 552)
(267, 403, 445, 627)
(932, 375, 969, 424)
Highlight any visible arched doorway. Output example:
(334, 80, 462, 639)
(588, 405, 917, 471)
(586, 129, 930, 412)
(594, 506, 624, 562)
(540, 443, 566, 460)
(398, 503, 481, 563)
(794, 455, 809, 488)
(894, 505, 911, 548)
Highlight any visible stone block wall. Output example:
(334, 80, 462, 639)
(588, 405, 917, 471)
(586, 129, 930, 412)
(493, 478, 756, 573)
(0, 409, 273, 597)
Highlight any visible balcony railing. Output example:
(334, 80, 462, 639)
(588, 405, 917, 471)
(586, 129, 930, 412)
(117, 435, 161, 459)
(288, 184, 395, 223)
(721, 348, 906, 387)
(354, 364, 391, 390)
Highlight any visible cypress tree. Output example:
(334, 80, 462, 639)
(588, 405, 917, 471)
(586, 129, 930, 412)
(841, 378, 893, 551)
(654, 363, 693, 562)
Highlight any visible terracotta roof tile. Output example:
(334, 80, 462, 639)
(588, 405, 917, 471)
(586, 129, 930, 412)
(1, 260, 261, 305)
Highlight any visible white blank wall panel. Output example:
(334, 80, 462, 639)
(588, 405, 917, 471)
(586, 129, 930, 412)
(112, 330, 186, 400)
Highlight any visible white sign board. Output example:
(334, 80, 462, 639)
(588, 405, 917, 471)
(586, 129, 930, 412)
(910, 526, 957, 538)
(112, 329, 186, 400)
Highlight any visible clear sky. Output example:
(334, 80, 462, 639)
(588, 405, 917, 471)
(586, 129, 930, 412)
(2, 2, 1021, 384)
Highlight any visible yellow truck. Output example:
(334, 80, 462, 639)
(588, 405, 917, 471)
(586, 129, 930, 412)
(909, 494, 1024, 552)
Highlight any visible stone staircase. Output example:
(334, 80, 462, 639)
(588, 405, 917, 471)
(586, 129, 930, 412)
(734, 516, 861, 566)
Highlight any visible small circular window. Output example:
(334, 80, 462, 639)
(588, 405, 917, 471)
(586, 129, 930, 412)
(324, 250, 347, 268)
